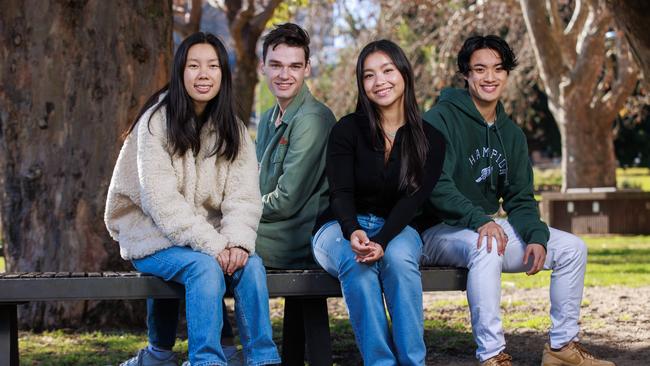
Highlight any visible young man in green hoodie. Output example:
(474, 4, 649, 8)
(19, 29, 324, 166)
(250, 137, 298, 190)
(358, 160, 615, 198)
(420, 35, 614, 366)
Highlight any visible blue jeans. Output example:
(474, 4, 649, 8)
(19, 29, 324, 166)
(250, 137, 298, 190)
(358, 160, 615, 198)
(312, 214, 425, 366)
(133, 246, 280, 366)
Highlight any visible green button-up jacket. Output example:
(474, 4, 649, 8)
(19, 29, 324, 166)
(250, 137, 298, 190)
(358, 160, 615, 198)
(255, 84, 336, 269)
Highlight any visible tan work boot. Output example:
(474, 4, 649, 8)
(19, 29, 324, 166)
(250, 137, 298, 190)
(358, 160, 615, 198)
(541, 342, 615, 366)
(480, 352, 512, 366)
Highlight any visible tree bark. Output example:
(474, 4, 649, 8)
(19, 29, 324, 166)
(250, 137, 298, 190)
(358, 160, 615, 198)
(555, 105, 617, 190)
(0, 0, 172, 328)
(225, 0, 283, 124)
(606, 0, 650, 89)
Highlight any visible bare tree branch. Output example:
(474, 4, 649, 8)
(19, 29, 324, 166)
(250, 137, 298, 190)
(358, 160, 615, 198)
(173, 0, 202, 38)
(251, 0, 283, 32)
(520, 0, 567, 101)
(570, 3, 609, 98)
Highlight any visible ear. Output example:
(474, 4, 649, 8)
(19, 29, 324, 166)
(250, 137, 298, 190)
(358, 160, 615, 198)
(304, 60, 311, 78)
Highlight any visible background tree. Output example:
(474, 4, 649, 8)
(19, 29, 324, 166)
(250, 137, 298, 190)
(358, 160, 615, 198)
(607, 0, 650, 90)
(0, 0, 172, 328)
(520, 0, 638, 190)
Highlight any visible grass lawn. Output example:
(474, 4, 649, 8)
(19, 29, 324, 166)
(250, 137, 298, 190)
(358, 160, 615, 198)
(502, 235, 650, 289)
(0, 256, 4, 272)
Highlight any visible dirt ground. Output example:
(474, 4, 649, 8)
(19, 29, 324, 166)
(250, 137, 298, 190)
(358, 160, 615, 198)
(279, 286, 650, 365)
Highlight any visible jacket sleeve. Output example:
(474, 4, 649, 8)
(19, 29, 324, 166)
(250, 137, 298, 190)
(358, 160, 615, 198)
(261, 112, 334, 222)
(136, 111, 228, 258)
(370, 127, 446, 248)
(424, 110, 493, 231)
(327, 119, 362, 239)
(219, 130, 263, 254)
(502, 132, 550, 248)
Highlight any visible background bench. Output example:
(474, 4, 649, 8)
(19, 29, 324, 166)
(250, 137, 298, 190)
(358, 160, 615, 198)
(0, 267, 467, 366)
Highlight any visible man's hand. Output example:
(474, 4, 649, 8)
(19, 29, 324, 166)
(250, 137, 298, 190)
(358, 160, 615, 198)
(523, 243, 546, 275)
(477, 221, 508, 255)
(225, 247, 249, 276)
(350, 229, 373, 259)
(359, 242, 384, 264)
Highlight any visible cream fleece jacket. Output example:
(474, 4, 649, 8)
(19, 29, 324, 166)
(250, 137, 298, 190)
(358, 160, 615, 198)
(105, 102, 262, 260)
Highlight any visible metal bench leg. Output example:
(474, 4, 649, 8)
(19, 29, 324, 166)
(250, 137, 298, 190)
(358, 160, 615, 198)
(281, 297, 305, 365)
(0, 304, 19, 366)
(302, 297, 332, 366)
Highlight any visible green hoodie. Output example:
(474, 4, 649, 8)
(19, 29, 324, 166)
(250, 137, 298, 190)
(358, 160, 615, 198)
(422, 88, 549, 248)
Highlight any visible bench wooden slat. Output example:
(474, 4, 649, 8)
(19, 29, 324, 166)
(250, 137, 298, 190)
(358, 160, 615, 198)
(0, 268, 466, 302)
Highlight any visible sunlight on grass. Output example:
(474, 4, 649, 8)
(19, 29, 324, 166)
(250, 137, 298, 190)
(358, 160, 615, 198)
(502, 313, 551, 331)
(0, 256, 5, 272)
(502, 235, 650, 289)
(20, 330, 188, 366)
(534, 167, 650, 191)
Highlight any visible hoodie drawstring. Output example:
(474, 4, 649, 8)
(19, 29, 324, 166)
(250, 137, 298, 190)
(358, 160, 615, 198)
(494, 123, 510, 188)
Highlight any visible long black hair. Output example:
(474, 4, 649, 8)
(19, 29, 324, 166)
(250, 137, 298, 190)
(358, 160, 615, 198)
(126, 32, 242, 161)
(355, 39, 428, 195)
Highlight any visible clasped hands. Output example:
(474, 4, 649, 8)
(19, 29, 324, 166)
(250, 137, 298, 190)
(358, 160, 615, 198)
(476, 221, 545, 275)
(217, 247, 249, 276)
(350, 229, 384, 264)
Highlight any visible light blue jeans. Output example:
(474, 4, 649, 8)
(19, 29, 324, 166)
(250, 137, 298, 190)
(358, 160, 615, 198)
(421, 219, 587, 362)
(312, 214, 425, 366)
(133, 246, 280, 366)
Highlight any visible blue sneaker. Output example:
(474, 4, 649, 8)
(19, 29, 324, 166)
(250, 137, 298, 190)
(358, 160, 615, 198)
(120, 348, 178, 366)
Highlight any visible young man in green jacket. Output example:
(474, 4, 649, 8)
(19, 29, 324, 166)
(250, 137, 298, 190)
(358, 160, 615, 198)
(256, 23, 336, 270)
(256, 22, 336, 364)
(420, 35, 613, 366)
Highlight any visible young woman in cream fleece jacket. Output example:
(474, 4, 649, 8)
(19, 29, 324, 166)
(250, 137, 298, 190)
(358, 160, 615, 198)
(105, 33, 279, 366)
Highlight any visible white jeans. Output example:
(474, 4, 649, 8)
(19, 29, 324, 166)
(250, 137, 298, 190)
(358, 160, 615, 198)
(420, 218, 587, 362)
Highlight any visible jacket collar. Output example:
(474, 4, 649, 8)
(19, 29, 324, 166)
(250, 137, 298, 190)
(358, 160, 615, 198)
(272, 83, 311, 126)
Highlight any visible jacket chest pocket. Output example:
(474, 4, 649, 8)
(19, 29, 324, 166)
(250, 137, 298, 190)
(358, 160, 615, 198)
(272, 144, 289, 164)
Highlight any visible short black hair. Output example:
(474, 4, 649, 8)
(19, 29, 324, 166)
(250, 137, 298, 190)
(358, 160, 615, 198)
(457, 35, 518, 76)
(262, 23, 310, 63)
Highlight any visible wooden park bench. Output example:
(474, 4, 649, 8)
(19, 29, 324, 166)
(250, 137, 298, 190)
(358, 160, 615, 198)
(0, 267, 467, 366)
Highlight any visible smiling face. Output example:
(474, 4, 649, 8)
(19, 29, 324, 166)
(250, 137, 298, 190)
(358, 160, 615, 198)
(464, 48, 508, 114)
(260, 44, 311, 110)
(183, 43, 222, 116)
(362, 51, 405, 113)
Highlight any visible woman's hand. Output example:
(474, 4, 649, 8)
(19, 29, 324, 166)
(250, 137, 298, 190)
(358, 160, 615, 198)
(359, 242, 384, 264)
(225, 247, 249, 276)
(350, 230, 372, 259)
(217, 248, 231, 272)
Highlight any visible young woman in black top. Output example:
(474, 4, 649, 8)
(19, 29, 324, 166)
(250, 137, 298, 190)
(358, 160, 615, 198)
(311, 39, 445, 365)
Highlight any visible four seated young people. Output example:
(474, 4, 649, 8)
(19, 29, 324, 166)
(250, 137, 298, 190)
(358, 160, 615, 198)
(105, 24, 615, 366)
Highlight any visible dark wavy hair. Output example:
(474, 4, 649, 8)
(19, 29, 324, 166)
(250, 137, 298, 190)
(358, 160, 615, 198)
(126, 32, 242, 161)
(457, 35, 518, 77)
(262, 23, 310, 63)
(355, 39, 428, 195)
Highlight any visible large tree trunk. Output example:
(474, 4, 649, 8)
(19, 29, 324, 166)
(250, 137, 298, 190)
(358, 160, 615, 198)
(520, 0, 637, 191)
(0, 0, 172, 329)
(555, 106, 617, 190)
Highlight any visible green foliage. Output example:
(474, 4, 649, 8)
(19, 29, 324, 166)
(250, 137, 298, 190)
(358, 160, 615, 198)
(268, 0, 310, 26)
(0, 256, 4, 272)
(502, 235, 650, 288)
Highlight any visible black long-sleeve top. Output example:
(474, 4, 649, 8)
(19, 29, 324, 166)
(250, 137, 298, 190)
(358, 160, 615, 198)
(314, 112, 446, 249)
